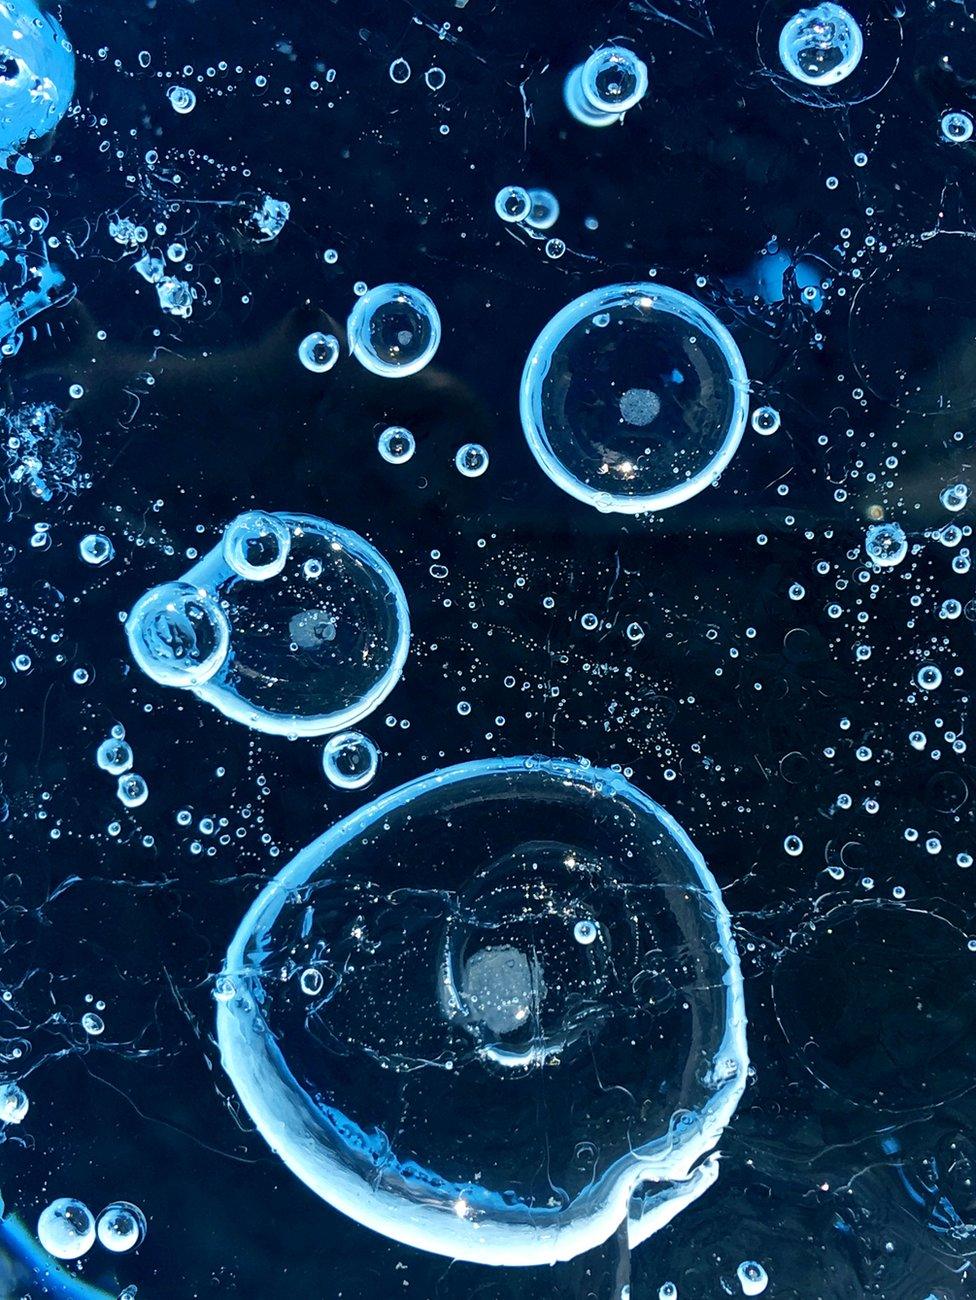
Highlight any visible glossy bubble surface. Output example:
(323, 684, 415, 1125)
(520, 284, 749, 513)
(128, 513, 409, 737)
(778, 4, 863, 87)
(217, 756, 747, 1266)
(347, 283, 441, 378)
(0, 0, 74, 164)
(580, 46, 648, 114)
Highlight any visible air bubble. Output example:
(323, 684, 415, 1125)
(864, 521, 907, 568)
(455, 443, 489, 478)
(96, 1202, 146, 1253)
(79, 533, 114, 566)
(217, 757, 747, 1266)
(128, 513, 410, 738)
(37, 1198, 95, 1261)
(778, 5, 863, 87)
(347, 283, 441, 378)
(298, 332, 340, 373)
(378, 426, 416, 464)
(322, 730, 379, 790)
(520, 283, 748, 514)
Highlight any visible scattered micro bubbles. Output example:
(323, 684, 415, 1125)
(347, 283, 440, 378)
(778, 4, 864, 87)
(298, 331, 340, 374)
(520, 283, 749, 513)
(0, 0, 75, 166)
(37, 1199, 95, 1261)
(322, 730, 380, 790)
(127, 512, 410, 737)
(217, 757, 747, 1266)
(494, 185, 532, 223)
(941, 111, 974, 143)
(864, 521, 908, 568)
(377, 426, 416, 464)
(95, 1202, 147, 1254)
(79, 532, 114, 565)
(751, 406, 781, 435)
(455, 443, 489, 477)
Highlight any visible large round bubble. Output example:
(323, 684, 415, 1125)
(520, 284, 749, 513)
(127, 513, 410, 737)
(0, 0, 74, 165)
(778, 4, 863, 86)
(347, 283, 441, 378)
(217, 757, 747, 1266)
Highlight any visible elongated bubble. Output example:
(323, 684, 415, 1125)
(217, 757, 747, 1266)
(520, 283, 749, 513)
(127, 513, 410, 737)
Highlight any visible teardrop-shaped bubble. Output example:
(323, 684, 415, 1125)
(126, 581, 231, 689)
(217, 757, 747, 1266)
(128, 513, 409, 737)
(520, 284, 749, 513)
(0, 1, 75, 163)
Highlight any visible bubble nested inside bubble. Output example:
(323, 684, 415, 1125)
(520, 284, 749, 514)
(347, 283, 441, 378)
(128, 513, 410, 737)
(217, 757, 747, 1266)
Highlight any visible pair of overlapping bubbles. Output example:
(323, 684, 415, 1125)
(217, 756, 748, 1266)
(126, 512, 409, 736)
(520, 282, 750, 514)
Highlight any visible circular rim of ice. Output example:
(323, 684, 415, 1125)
(217, 755, 748, 1267)
(519, 283, 750, 514)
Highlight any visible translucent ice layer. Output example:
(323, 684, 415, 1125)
(520, 284, 749, 513)
(127, 512, 409, 737)
(0, 0, 74, 164)
(217, 757, 747, 1266)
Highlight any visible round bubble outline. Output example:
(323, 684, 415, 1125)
(347, 282, 442, 378)
(217, 755, 748, 1267)
(519, 283, 750, 514)
(130, 512, 410, 738)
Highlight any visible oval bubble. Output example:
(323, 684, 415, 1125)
(563, 64, 622, 127)
(0, 0, 75, 163)
(126, 581, 231, 689)
(128, 513, 410, 737)
(347, 283, 441, 378)
(217, 756, 747, 1266)
(520, 283, 749, 514)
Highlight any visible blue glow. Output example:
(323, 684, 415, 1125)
(217, 756, 747, 1266)
(0, 0, 74, 165)
(347, 283, 441, 378)
(778, 5, 863, 87)
(520, 283, 750, 514)
(127, 512, 410, 737)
